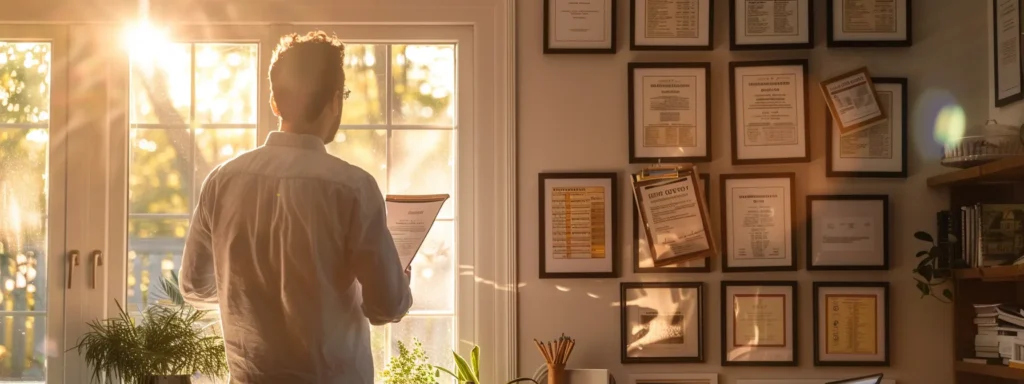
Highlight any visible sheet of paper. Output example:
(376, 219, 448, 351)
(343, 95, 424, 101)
(733, 294, 787, 347)
(385, 194, 449, 269)
(639, 177, 710, 261)
(820, 217, 876, 252)
(825, 295, 878, 355)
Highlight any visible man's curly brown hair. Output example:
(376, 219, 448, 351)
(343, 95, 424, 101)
(269, 31, 347, 124)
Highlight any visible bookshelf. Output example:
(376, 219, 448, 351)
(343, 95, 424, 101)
(932, 157, 1024, 383)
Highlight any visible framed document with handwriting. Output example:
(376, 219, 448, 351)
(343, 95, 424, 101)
(729, 0, 813, 50)
(545, 0, 618, 53)
(720, 173, 796, 272)
(813, 282, 890, 366)
(721, 281, 797, 366)
(729, 60, 810, 165)
(630, 0, 714, 50)
(807, 195, 889, 271)
(621, 282, 705, 363)
(827, 0, 912, 48)
(634, 173, 711, 273)
(826, 78, 908, 178)
(538, 172, 619, 278)
(629, 62, 711, 163)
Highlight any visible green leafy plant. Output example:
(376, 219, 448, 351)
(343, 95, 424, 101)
(434, 345, 537, 384)
(70, 300, 229, 384)
(912, 231, 966, 303)
(380, 339, 438, 384)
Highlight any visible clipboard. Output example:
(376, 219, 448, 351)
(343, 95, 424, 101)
(631, 164, 718, 267)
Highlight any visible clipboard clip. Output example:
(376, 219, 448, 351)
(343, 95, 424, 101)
(637, 161, 686, 181)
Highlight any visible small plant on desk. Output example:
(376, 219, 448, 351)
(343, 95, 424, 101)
(912, 231, 966, 303)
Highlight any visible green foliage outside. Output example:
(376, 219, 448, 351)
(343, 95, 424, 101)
(380, 338, 438, 384)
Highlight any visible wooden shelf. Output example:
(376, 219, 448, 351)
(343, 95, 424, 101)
(955, 265, 1024, 281)
(928, 157, 1024, 187)
(956, 361, 1024, 380)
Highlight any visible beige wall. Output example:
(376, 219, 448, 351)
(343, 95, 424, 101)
(516, 1, 987, 383)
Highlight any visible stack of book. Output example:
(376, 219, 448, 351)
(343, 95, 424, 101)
(966, 304, 1024, 365)
(937, 204, 1024, 268)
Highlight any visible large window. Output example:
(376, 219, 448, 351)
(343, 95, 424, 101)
(125, 38, 458, 380)
(0, 41, 50, 382)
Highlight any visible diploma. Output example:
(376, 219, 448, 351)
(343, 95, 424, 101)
(645, 0, 699, 39)
(838, 90, 893, 159)
(820, 67, 886, 134)
(385, 194, 450, 269)
(842, 0, 897, 33)
(549, 186, 608, 260)
(642, 74, 698, 148)
(996, 0, 1023, 101)
(733, 294, 786, 347)
(744, 0, 799, 37)
(729, 186, 787, 260)
(825, 295, 878, 354)
(820, 217, 876, 252)
(740, 73, 800, 147)
(554, 0, 607, 43)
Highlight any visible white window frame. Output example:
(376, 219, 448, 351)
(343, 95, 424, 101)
(0, 1, 517, 383)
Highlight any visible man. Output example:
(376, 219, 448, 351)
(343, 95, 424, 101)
(179, 31, 413, 384)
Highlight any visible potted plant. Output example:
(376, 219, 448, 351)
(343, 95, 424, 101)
(379, 338, 438, 384)
(435, 345, 537, 384)
(70, 300, 229, 384)
(912, 231, 966, 303)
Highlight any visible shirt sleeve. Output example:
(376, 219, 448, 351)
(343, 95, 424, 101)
(179, 171, 221, 311)
(348, 177, 413, 325)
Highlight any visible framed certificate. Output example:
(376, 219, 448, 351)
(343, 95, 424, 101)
(993, 0, 1024, 107)
(544, 0, 618, 54)
(729, 0, 813, 50)
(826, 78, 908, 178)
(632, 166, 717, 267)
(820, 67, 887, 135)
(630, 0, 714, 50)
(729, 60, 810, 165)
(621, 282, 704, 363)
(827, 0, 912, 47)
(631, 373, 718, 384)
(721, 281, 797, 366)
(807, 195, 889, 270)
(629, 62, 711, 163)
(633, 173, 711, 273)
(720, 173, 796, 272)
(813, 282, 890, 366)
(538, 172, 618, 278)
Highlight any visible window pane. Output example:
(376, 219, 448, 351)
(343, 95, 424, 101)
(130, 43, 191, 124)
(0, 41, 50, 382)
(370, 325, 388, 380)
(390, 129, 454, 218)
(195, 44, 259, 125)
(391, 45, 455, 126)
(194, 128, 257, 193)
(0, 43, 50, 124)
(409, 221, 454, 312)
(129, 129, 190, 214)
(390, 317, 454, 377)
(342, 44, 387, 125)
(327, 129, 387, 192)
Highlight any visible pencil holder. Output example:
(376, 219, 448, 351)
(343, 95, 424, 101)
(546, 364, 566, 384)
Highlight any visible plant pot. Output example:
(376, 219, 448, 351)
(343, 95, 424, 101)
(143, 375, 192, 384)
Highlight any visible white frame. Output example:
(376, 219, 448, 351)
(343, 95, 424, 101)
(0, 25, 69, 383)
(631, 373, 718, 384)
(0, 1, 517, 382)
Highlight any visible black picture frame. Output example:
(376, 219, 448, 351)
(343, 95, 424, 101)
(630, 0, 714, 51)
(806, 195, 890, 271)
(729, 0, 814, 50)
(720, 173, 798, 272)
(632, 173, 711, 273)
(544, 0, 618, 54)
(628, 62, 712, 163)
(825, 77, 908, 178)
(813, 281, 891, 367)
(720, 280, 798, 366)
(620, 282, 705, 364)
(826, 0, 913, 48)
(538, 172, 619, 278)
(993, 0, 1024, 107)
(729, 59, 811, 165)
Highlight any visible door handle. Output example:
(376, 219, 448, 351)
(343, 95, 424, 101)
(66, 250, 80, 289)
(90, 250, 103, 290)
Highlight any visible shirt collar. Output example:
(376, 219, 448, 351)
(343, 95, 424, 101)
(264, 131, 328, 153)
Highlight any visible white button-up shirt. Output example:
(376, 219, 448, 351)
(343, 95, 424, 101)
(180, 131, 413, 384)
